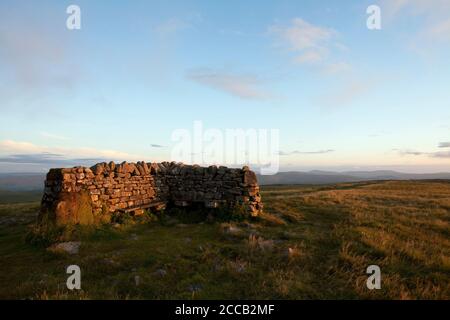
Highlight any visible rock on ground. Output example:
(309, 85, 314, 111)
(47, 241, 81, 255)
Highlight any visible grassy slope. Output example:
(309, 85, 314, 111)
(0, 189, 42, 204)
(0, 181, 449, 299)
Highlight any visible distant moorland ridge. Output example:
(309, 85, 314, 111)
(1, 170, 450, 191)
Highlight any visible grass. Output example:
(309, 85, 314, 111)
(0, 180, 449, 299)
(0, 189, 42, 204)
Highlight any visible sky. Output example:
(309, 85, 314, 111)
(0, 0, 450, 174)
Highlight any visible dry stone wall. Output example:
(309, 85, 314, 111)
(39, 161, 263, 225)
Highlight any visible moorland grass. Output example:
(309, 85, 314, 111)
(0, 181, 448, 299)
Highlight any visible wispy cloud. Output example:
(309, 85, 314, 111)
(1, 153, 68, 164)
(423, 18, 450, 42)
(152, 13, 202, 38)
(322, 62, 352, 75)
(320, 80, 374, 106)
(0, 12, 82, 119)
(40, 132, 68, 141)
(187, 68, 272, 100)
(219, 29, 247, 37)
(268, 17, 358, 104)
(395, 148, 450, 158)
(396, 149, 427, 156)
(268, 17, 348, 71)
(150, 144, 166, 148)
(279, 149, 334, 156)
(0, 153, 116, 168)
(438, 142, 450, 148)
(268, 18, 335, 64)
(0, 17, 79, 102)
(153, 18, 191, 37)
(384, 0, 450, 20)
(432, 151, 450, 158)
(382, 0, 450, 47)
(0, 140, 145, 165)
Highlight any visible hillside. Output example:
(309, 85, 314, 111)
(0, 189, 42, 204)
(257, 170, 450, 185)
(0, 173, 45, 191)
(0, 180, 448, 299)
(2, 170, 450, 191)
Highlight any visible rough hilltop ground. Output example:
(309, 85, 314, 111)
(0, 180, 449, 299)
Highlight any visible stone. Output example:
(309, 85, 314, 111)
(137, 163, 146, 175)
(121, 161, 130, 173)
(40, 190, 94, 225)
(187, 284, 203, 293)
(108, 161, 116, 171)
(204, 200, 220, 208)
(243, 170, 257, 185)
(220, 223, 242, 236)
(92, 163, 104, 176)
(134, 275, 141, 286)
(155, 269, 167, 277)
(47, 241, 81, 255)
(130, 233, 139, 240)
(174, 200, 190, 207)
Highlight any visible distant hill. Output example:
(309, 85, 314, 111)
(257, 170, 450, 185)
(0, 173, 45, 191)
(1, 170, 450, 190)
(0, 189, 42, 204)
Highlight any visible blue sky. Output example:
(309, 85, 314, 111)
(1, 0, 450, 173)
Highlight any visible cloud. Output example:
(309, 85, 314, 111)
(268, 18, 334, 62)
(432, 151, 450, 158)
(269, 18, 370, 106)
(396, 149, 427, 156)
(323, 62, 352, 75)
(150, 144, 166, 148)
(0, 140, 145, 165)
(395, 148, 450, 158)
(219, 29, 247, 37)
(0, 153, 117, 168)
(279, 149, 334, 156)
(0, 20, 78, 93)
(152, 13, 202, 37)
(423, 18, 450, 41)
(320, 80, 374, 106)
(186, 68, 272, 100)
(382, 0, 450, 45)
(438, 142, 450, 148)
(0, 13, 81, 111)
(268, 18, 346, 67)
(1, 153, 70, 164)
(153, 18, 191, 37)
(40, 132, 68, 141)
(0, 140, 42, 154)
(384, 0, 450, 18)
(293, 50, 324, 64)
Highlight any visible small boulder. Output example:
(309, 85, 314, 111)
(47, 241, 81, 255)
(134, 275, 141, 286)
(154, 269, 167, 277)
(220, 223, 242, 236)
